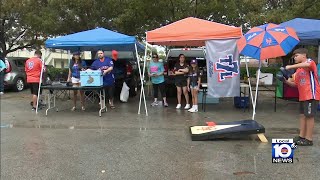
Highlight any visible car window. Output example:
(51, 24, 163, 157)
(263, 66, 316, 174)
(15, 60, 26, 67)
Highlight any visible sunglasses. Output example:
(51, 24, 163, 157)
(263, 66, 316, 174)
(153, 56, 158, 58)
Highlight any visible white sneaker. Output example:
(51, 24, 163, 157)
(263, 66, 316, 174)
(176, 104, 181, 109)
(188, 106, 195, 112)
(184, 104, 191, 109)
(189, 108, 198, 113)
(151, 101, 159, 106)
(0, 92, 4, 95)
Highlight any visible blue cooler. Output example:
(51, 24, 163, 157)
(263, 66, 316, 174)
(80, 70, 103, 86)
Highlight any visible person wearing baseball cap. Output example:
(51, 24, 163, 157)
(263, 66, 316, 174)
(67, 51, 87, 111)
(111, 50, 118, 61)
(284, 48, 320, 146)
(187, 59, 201, 112)
(148, 53, 168, 107)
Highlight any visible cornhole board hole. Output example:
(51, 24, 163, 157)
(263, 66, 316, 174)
(190, 120, 267, 142)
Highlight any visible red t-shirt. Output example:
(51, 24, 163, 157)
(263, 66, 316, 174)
(293, 59, 320, 101)
(25, 57, 43, 83)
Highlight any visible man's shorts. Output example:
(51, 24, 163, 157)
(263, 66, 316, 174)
(299, 100, 318, 117)
(175, 79, 187, 87)
(104, 85, 115, 100)
(29, 83, 41, 95)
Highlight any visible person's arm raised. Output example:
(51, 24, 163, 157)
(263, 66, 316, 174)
(286, 62, 310, 70)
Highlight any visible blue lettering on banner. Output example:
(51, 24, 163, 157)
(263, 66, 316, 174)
(214, 54, 239, 82)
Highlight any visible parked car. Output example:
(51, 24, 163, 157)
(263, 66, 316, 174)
(86, 51, 140, 97)
(4, 57, 52, 92)
(163, 48, 207, 97)
(4, 57, 27, 91)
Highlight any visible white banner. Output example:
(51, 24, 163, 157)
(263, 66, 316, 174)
(205, 39, 240, 97)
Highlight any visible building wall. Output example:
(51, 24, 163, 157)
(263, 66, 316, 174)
(7, 49, 92, 68)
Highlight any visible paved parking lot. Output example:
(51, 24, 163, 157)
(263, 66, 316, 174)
(1, 90, 320, 179)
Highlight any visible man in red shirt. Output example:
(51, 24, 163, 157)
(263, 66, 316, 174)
(25, 50, 43, 111)
(285, 48, 320, 146)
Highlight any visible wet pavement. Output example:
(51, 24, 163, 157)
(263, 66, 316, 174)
(1, 89, 320, 179)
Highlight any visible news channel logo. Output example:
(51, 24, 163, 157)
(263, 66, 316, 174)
(272, 139, 297, 163)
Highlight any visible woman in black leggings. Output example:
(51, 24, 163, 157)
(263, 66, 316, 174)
(148, 54, 168, 107)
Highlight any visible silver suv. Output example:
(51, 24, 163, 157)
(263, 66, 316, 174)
(4, 57, 27, 91)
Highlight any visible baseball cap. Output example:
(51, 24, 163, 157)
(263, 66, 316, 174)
(112, 50, 118, 56)
(72, 51, 81, 55)
(191, 59, 197, 64)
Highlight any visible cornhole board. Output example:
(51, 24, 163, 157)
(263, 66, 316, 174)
(190, 120, 267, 142)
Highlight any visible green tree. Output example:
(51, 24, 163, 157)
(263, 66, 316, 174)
(1, 0, 320, 59)
(0, 0, 46, 58)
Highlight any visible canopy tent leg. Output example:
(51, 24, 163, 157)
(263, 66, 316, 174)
(68, 50, 71, 66)
(36, 50, 46, 114)
(135, 43, 148, 116)
(318, 44, 320, 63)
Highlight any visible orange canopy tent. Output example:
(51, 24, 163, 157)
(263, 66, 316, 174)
(146, 17, 242, 46)
(138, 17, 242, 116)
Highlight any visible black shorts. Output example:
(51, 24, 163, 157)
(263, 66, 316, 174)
(175, 79, 187, 87)
(104, 85, 114, 100)
(29, 83, 41, 95)
(299, 100, 318, 117)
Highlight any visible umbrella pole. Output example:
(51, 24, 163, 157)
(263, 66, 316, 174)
(252, 60, 267, 142)
(252, 61, 261, 120)
(244, 58, 254, 115)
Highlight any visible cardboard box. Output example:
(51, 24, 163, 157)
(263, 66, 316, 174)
(80, 70, 103, 86)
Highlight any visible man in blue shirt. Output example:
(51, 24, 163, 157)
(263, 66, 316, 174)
(91, 50, 115, 109)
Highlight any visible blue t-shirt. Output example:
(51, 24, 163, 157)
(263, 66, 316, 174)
(70, 60, 87, 78)
(148, 61, 164, 84)
(91, 57, 114, 86)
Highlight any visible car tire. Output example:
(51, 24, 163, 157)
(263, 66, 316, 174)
(13, 78, 25, 92)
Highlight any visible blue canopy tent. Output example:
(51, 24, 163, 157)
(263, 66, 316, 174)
(41, 28, 148, 115)
(45, 28, 145, 52)
(280, 18, 320, 62)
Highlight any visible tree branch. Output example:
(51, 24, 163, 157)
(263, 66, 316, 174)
(7, 43, 33, 54)
(8, 29, 28, 50)
(9, 29, 27, 49)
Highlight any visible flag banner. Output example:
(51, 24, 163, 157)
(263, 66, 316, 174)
(205, 39, 240, 97)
